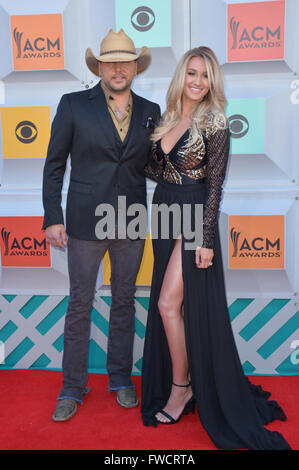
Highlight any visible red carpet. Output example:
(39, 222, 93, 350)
(0, 370, 297, 450)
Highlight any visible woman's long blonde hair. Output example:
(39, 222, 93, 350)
(151, 47, 227, 145)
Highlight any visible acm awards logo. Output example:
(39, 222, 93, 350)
(13, 27, 62, 60)
(230, 227, 281, 259)
(1, 227, 48, 258)
(131, 6, 155, 31)
(229, 16, 281, 52)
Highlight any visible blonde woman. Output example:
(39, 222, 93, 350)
(141, 47, 291, 450)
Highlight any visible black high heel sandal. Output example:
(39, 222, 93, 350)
(155, 382, 195, 425)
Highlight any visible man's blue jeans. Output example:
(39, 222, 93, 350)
(58, 234, 145, 404)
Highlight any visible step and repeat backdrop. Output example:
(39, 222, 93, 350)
(0, 0, 298, 375)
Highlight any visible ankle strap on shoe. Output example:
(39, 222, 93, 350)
(172, 382, 191, 388)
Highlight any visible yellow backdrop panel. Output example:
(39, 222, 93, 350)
(103, 233, 154, 286)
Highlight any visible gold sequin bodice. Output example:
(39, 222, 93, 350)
(144, 111, 231, 248)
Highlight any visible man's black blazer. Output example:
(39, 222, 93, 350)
(42, 81, 161, 240)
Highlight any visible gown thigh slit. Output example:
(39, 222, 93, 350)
(142, 115, 291, 450)
(158, 236, 184, 311)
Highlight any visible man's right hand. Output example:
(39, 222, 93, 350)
(45, 224, 67, 249)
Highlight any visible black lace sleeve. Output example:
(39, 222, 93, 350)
(144, 141, 165, 183)
(202, 115, 230, 249)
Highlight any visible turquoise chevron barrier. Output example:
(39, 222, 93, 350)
(0, 294, 298, 375)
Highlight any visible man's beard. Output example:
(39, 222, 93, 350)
(103, 78, 132, 94)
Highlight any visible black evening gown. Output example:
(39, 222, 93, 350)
(141, 113, 291, 450)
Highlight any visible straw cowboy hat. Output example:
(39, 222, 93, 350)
(85, 29, 151, 76)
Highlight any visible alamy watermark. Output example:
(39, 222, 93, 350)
(290, 79, 299, 104)
(95, 196, 203, 250)
(290, 340, 299, 365)
(0, 341, 5, 365)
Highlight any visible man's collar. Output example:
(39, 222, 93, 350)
(100, 80, 132, 108)
(100, 80, 112, 102)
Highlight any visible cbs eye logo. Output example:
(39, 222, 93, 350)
(15, 121, 38, 144)
(131, 6, 155, 32)
(228, 114, 249, 139)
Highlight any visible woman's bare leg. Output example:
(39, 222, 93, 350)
(155, 237, 192, 423)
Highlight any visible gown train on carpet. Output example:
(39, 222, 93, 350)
(141, 180, 291, 451)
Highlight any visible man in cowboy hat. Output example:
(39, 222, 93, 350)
(42, 29, 160, 421)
